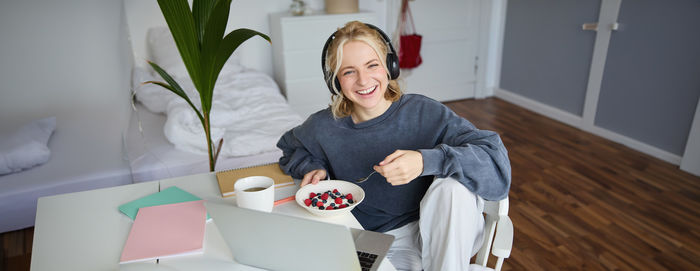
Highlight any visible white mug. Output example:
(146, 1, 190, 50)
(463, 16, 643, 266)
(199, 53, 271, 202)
(234, 176, 275, 212)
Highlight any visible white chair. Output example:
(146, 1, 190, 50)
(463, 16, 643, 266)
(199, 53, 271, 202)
(471, 197, 513, 271)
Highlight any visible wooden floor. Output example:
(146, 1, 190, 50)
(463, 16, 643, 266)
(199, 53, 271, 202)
(444, 98, 700, 270)
(2, 97, 699, 270)
(0, 226, 32, 271)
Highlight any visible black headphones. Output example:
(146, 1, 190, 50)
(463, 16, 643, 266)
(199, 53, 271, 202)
(321, 23, 400, 95)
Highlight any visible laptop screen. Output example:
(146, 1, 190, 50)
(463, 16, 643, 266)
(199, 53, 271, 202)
(205, 201, 362, 271)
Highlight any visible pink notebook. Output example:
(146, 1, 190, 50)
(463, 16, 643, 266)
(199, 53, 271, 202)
(120, 200, 207, 264)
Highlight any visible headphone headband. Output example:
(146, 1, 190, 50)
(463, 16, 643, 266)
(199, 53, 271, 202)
(321, 23, 400, 95)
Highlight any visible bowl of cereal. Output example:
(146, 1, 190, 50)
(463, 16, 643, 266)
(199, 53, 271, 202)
(295, 180, 365, 217)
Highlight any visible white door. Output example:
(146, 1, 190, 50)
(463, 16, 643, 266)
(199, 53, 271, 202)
(681, 98, 700, 176)
(389, 0, 480, 101)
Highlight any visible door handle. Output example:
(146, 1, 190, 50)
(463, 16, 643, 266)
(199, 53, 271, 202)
(582, 22, 619, 31)
(582, 22, 599, 31)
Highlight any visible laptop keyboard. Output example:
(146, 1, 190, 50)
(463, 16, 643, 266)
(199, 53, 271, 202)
(357, 251, 379, 271)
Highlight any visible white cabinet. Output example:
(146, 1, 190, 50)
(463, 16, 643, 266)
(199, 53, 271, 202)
(270, 11, 378, 119)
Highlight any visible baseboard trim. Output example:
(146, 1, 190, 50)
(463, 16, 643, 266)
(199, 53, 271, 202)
(587, 126, 681, 164)
(494, 88, 584, 128)
(495, 88, 682, 165)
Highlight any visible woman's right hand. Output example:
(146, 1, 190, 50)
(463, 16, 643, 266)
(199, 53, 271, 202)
(301, 169, 327, 187)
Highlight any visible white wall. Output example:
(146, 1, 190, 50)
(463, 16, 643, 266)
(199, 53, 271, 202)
(0, 0, 132, 133)
(124, 0, 387, 77)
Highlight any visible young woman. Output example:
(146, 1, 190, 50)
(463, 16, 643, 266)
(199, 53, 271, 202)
(277, 21, 511, 270)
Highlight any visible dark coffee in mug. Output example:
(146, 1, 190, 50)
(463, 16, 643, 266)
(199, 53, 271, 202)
(243, 187, 266, 192)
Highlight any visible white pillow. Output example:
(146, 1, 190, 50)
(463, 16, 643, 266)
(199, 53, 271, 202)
(146, 26, 244, 79)
(0, 117, 56, 175)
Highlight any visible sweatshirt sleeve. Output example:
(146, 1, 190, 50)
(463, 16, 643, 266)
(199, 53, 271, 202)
(276, 124, 328, 179)
(418, 106, 511, 201)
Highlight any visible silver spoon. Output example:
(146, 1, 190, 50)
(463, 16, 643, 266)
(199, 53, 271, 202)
(355, 170, 378, 183)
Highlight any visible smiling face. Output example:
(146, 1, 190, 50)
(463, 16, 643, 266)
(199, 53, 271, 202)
(337, 41, 392, 122)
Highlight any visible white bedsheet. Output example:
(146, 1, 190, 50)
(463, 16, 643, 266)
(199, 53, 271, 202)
(126, 103, 286, 183)
(127, 69, 303, 183)
(133, 68, 303, 157)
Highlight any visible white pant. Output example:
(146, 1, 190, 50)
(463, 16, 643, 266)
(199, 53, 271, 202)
(385, 177, 485, 271)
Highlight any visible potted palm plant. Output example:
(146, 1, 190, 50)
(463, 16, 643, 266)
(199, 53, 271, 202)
(146, 0, 270, 171)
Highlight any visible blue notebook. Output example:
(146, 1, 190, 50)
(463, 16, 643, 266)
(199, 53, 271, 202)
(119, 186, 209, 220)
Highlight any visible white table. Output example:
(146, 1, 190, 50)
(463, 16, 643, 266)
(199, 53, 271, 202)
(30, 172, 396, 271)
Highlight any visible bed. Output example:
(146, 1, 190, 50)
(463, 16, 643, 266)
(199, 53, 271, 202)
(0, 112, 133, 233)
(126, 68, 302, 183)
(124, 20, 303, 182)
(126, 102, 290, 183)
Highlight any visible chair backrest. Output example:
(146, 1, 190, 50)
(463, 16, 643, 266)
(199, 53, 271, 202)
(473, 197, 513, 271)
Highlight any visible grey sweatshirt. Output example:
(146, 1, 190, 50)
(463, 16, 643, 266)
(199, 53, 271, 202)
(277, 94, 511, 232)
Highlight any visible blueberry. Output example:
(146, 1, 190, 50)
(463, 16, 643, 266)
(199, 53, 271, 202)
(330, 203, 336, 206)
(341, 195, 345, 199)
(322, 200, 327, 203)
(348, 199, 354, 204)
(330, 195, 336, 199)
(319, 206, 325, 210)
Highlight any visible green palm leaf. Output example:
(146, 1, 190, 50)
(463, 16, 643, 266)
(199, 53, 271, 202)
(192, 0, 218, 45)
(145, 61, 205, 125)
(157, 0, 202, 91)
(200, 28, 270, 112)
(149, 0, 270, 171)
(199, 0, 233, 112)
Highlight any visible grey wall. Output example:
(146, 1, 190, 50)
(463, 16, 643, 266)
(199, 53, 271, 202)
(0, 0, 132, 131)
(500, 0, 600, 116)
(596, 0, 700, 156)
(500, 0, 700, 157)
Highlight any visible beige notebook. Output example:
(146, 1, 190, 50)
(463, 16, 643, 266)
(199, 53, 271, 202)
(216, 163, 295, 198)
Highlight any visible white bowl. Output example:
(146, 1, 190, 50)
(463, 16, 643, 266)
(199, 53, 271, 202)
(295, 180, 365, 217)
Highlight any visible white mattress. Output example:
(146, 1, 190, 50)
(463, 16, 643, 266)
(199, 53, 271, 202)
(125, 103, 284, 183)
(0, 113, 132, 233)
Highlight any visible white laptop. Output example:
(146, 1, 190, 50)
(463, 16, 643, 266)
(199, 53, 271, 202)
(205, 201, 395, 271)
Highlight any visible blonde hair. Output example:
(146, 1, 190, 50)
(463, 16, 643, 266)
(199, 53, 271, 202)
(324, 21, 402, 118)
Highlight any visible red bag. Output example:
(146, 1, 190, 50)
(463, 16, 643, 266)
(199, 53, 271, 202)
(398, 0, 422, 69)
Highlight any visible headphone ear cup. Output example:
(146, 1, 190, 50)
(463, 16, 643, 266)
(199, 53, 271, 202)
(386, 52, 400, 80)
(325, 76, 336, 95)
(334, 78, 341, 94)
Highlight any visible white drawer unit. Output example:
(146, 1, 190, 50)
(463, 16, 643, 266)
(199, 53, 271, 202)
(270, 11, 379, 119)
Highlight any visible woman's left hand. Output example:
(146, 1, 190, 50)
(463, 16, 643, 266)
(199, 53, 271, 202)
(374, 150, 424, 186)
